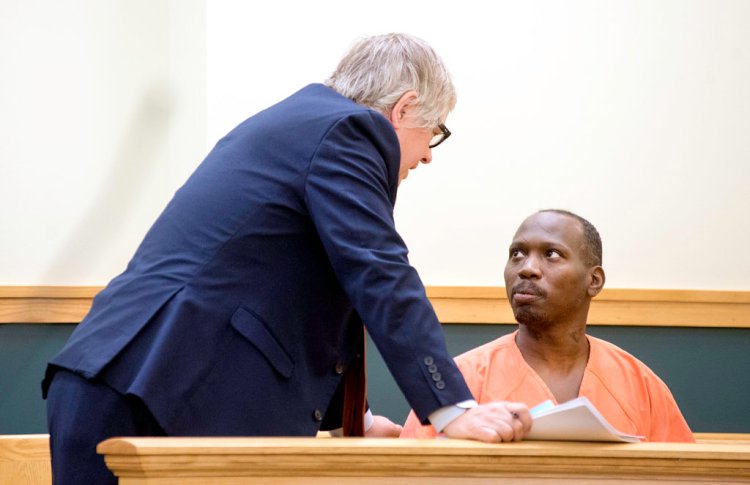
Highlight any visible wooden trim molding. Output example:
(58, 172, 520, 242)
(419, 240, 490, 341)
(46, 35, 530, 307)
(426, 286, 750, 328)
(1, 286, 749, 328)
(96, 437, 750, 484)
(0, 286, 101, 325)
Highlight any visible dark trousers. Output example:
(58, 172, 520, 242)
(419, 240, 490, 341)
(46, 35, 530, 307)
(46, 369, 165, 485)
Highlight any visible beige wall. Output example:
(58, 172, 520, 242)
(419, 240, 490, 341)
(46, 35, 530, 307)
(0, 0, 205, 285)
(1, 1, 748, 290)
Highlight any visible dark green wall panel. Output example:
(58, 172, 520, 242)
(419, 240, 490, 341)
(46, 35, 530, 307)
(1, 323, 748, 434)
(586, 326, 750, 432)
(0, 324, 75, 434)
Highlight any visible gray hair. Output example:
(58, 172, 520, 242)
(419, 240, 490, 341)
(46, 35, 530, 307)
(324, 33, 456, 128)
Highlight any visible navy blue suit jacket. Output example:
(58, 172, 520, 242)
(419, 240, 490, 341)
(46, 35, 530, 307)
(44, 84, 472, 435)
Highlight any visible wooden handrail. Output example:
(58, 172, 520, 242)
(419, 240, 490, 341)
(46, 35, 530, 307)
(0, 434, 51, 485)
(2, 433, 749, 485)
(97, 436, 750, 484)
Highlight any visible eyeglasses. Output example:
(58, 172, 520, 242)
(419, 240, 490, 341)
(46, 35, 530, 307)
(429, 123, 451, 149)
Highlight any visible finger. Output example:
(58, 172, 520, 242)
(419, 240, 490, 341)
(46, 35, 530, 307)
(499, 407, 527, 441)
(494, 421, 515, 442)
(476, 426, 503, 443)
(505, 403, 532, 433)
(509, 416, 526, 441)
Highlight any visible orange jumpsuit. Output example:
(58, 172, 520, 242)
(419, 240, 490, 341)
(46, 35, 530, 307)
(401, 331, 694, 442)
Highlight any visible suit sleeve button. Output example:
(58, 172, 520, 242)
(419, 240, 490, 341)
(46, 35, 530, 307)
(313, 409, 323, 421)
(435, 381, 446, 390)
(423, 356, 434, 366)
(428, 364, 438, 373)
(334, 363, 345, 375)
(431, 372, 442, 381)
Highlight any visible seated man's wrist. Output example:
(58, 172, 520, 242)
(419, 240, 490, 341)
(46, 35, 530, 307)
(428, 400, 478, 432)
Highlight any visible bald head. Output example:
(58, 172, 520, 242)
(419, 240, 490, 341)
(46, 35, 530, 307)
(532, 210, 602, 267)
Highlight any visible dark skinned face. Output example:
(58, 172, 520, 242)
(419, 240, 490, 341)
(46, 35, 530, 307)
(504, 212, 598, 329)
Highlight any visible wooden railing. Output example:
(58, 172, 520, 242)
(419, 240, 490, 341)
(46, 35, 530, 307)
(0, 435, 50, 485)
(3, 434, 749, 484)
(2, 286, 749, 327)
(97, 436, 750, 484)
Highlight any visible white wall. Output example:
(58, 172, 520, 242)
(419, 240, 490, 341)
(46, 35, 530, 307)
(0, 0, 205, 285)
(1, 1, 748, 290)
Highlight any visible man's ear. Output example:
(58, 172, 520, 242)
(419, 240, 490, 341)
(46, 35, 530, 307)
(388, 91, 419, 129)
(588, 266, 606, 297)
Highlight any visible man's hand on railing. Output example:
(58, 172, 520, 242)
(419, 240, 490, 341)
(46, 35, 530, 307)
(442, 401, 531, 443)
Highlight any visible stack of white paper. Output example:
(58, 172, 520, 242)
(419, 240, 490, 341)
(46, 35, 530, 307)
(526, 396, 643, 443)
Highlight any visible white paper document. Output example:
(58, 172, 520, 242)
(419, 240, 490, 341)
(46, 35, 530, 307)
(526, 397, 644, 443)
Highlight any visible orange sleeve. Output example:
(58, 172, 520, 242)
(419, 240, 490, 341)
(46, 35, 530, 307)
(585, 336, 695, 443)
(646, 377, 695, 443)
(399, 409, 438, 438)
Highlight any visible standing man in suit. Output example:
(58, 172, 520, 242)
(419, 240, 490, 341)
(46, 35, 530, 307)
(44, 33, 531, 484)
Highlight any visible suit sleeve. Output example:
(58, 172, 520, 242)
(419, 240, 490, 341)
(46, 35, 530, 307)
(304, 111, 473, 422)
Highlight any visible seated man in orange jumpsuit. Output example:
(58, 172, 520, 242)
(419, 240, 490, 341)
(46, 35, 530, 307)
(401, 209, 694, 442)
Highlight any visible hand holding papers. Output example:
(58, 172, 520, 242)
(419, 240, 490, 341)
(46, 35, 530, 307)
(527, 397, 644, 443)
